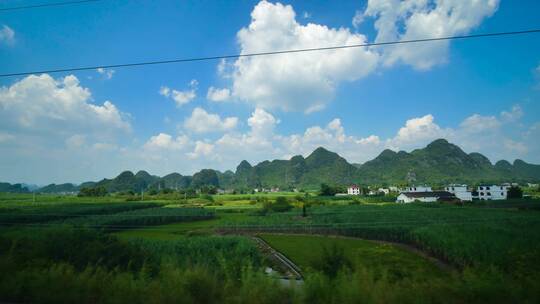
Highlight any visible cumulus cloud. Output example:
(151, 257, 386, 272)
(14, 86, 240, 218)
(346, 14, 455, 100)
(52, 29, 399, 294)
(0, 74, 131, 137)
(207, 86, 231, 102)
(144, 133, 190, 151)
(187, 141, 215, 159)
(364, 0, 499, 70)
(183, 107, 238, 133)
(160, 80, 198, 106)
(96, 68, 115, 79)
(0, 74, 134, 184)
(0, 25, 15, 45)
(230, 1, 379, 112)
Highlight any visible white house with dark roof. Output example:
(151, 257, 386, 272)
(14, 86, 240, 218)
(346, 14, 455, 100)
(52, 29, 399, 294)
(444, 185, 472, 201)
(347, 184, 361, 195)
(476, 185, 509, 200)
(396, 191, 456, 203)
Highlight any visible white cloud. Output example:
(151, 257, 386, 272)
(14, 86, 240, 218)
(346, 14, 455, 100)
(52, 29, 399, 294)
(364, 0, 499, 70)
(230, 1, 379, 112)
(302, 11, 311, 19)
(96, 68, 115, 79)
(183, 107, 238, 133)
(207, 86, 231, 102)
(386, 114, 447, 149)
(160, 80, 198, 106)
(159, 86, 171, 97)
(459, 114, 501, 133)
(352, 10, 364, 28)
(0, 74, 131, 136)
(144, 133, 190, 151)
(0, 25, 15, 45)
(187, 141, 215, 159)
(500, 105, 523, 123)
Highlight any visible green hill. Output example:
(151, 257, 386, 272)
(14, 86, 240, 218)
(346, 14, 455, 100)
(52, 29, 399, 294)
(38, 183, 78, 193)
(23, 139, 539, 193)
(0, 182, 29, 193)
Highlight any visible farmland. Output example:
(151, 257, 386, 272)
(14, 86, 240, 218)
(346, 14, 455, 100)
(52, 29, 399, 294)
(0, 193, 539, 303)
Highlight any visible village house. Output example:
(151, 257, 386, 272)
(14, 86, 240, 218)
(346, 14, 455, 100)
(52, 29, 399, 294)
(402, 186, 432, 192)
(378, 188, 390, 195)
(475, 185, 509, 200)
(444, 185, 472, 201)
(347, 184, 361, 195)
(396, 191, 456, 203)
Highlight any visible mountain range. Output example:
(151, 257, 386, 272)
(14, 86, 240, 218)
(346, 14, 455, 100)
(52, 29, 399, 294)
(2, 139, 539, 193)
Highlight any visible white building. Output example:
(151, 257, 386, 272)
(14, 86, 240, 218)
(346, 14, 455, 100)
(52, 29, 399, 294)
(401, 186, 432, 193)
(378, 188, 390, 195)
(444, 185, 472, 201)
(347, 185, 361, 195)
(476, 185, 509, 200)
(396, 191, 456, 203)
(389, 186, 399, 192)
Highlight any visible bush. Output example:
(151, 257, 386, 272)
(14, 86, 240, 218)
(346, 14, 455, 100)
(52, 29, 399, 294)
(271, 197, 293, 212)
(508, 186, 523, 199)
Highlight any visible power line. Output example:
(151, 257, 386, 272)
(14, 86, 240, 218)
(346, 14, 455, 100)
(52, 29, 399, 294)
(0, 0, 103, 12)
(1, 28, 539, 78)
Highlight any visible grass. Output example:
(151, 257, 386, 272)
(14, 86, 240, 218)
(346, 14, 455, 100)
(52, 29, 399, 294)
(259, 234, 447, 281)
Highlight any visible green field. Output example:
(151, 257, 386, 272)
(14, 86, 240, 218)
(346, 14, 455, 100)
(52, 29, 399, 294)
(259, 234, 447, 280)
(0, 193, 539, 303)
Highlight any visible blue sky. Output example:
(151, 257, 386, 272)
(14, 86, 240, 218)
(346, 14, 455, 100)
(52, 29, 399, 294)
(0, 0, 540, 184)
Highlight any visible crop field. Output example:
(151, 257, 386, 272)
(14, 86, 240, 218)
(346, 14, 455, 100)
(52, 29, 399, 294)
(220, 201, 540, 274)
(57, 206, 215, 231)
(0, 193, 540, 303)
(259, 234, 447, 281)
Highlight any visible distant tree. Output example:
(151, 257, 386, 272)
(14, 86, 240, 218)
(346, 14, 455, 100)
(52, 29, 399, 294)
(319, 183, 338, 196)
(271, 197, 292, 212)
(508, 186, 523, 199)
(78, 186, 107, 197)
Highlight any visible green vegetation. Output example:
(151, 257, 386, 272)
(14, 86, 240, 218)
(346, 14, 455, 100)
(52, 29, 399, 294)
(1, 193, 540, 302)
(0, 201, 159, 225)
(222, 202, 540, 275)
(58, 206, 214, 231)
(260, 234, 446, 280)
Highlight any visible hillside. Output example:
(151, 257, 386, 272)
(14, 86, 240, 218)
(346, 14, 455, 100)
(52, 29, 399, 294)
(38, 183, 78, 193)
(357, 139, 539, 184)
(13, 138, 540, 193)
(0, 182, 29, 193)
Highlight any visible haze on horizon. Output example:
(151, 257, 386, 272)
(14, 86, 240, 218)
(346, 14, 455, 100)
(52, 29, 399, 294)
(1, 0, 540, 184)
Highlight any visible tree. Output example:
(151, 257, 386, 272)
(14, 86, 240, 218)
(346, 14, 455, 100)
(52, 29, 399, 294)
(78, 186, 107, 197)
(319, 183, 337, 196)
(507, 186, 523, 199)
(271, 197, 293, 212)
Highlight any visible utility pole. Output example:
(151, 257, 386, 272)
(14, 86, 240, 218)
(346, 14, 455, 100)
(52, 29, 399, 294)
(141, 189, 144, 201)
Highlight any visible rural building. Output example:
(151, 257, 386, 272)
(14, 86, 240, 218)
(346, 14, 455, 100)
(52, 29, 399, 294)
(402, 186, 432, 192)
(378, 188, 390, 195)
(396, 191, 456, 203)
(347, 185, 361, 195)
(389, 186, 399, 192)
(444, 185, 472, 201)
(475, 185, 509, 200)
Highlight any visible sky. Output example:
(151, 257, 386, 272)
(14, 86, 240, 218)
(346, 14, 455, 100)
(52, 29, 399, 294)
(1, 0, 540, 185)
